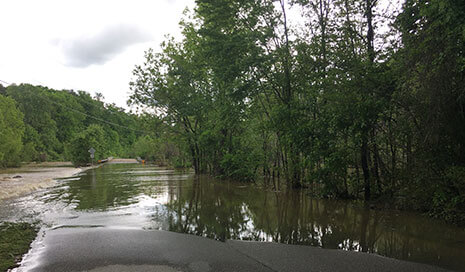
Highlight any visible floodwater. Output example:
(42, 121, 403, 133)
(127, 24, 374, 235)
(1, 163, 465, 271)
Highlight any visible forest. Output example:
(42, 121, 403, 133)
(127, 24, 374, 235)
(128, 0, 465, 224)
(1, 0, 464, 225)
(0, 83, 190, 168)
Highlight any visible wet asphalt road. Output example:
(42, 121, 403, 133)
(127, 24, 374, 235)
(23, 228, 450, 272)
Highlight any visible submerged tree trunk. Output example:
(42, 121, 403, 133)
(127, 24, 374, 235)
(361, 135, 371, 201)
(371, 129, 381, 195)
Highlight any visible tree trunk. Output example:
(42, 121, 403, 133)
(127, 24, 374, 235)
(361, 134, 371, 201)
(371, 129, 381, 194)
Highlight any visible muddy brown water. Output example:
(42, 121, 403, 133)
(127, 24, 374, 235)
(1, 163, 464, 271)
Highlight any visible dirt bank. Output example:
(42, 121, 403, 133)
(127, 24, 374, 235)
(0, 162, 90, 202)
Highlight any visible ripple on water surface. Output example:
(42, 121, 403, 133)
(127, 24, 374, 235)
(1, 163, 465, 271)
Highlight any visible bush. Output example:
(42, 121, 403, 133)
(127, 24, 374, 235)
(132, 135, 159, 162)
(67, 124, 107, 166)
(430, 166, 465, 225)
(220, 152, 257, 182)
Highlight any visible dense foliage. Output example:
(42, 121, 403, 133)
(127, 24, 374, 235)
(129, 0, 465, 224)
(0, 95, 24, 167)
(0, 84, 188, 167)
(0, 84, 139, 165)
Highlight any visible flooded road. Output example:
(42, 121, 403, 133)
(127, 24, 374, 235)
(1, 163, 464, 271)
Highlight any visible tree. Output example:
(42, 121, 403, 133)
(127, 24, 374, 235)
(2, 83, 144, 162)
(0, 84, 6, 96)
(67, 124, 107, 166)
(0, 95, 25, 167)
(130, 31, 212, 174)
(128, 0, 465, 223)
(6, 84, 61, 160)
(394, 0, 465, 222)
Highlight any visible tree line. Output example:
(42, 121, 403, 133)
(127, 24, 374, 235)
(0, 84, 190, 168)
(129, 0, 465, 224)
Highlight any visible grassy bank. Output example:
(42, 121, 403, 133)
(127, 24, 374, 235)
(0, 222, 37, 271)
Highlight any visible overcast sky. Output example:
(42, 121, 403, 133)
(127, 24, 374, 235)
(0, 0, 399, 110)
(0, 0, 195, 109)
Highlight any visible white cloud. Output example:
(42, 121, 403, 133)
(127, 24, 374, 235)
(57, 24, 153, 68)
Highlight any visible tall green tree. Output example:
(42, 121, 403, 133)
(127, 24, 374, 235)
(0, 95, 24, 167)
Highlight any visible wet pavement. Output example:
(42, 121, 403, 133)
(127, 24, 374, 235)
(23, 228, 448, 272)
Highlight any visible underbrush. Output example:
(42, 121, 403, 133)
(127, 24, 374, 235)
(0, 222, 38, 271)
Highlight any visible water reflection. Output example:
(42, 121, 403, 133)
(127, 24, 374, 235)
(14, 164, 465, 271)
(148, 175, 464, 271)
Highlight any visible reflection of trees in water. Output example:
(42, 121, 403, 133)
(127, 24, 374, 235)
(59, 165, 170, 211)
(158, 175, 465, 270)
(165, 176, 252, 241)
(63, 166, 140, 210)
(162, 177, 378, 248)
(259, 192, 376, 250)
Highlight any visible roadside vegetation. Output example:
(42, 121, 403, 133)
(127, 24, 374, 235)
(0, 222, 38, 271)
(128, 0, 465, 224)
